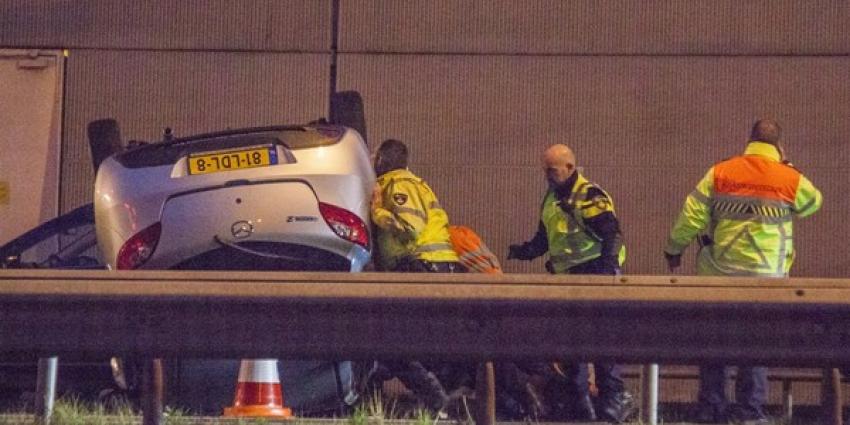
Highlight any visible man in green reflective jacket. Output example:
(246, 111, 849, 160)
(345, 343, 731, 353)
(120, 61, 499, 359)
(508, 144, 633, 423)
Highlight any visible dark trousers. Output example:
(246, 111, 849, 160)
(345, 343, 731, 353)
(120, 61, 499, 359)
(698, 365, 767, 414)
(561, 362, 626, 399)
(379, 257, 468, 409)
(559, 257, 626, 401)
(380, 360, 448, 411)
(394, 258, 467, 273)
(493, 362, 552, 419)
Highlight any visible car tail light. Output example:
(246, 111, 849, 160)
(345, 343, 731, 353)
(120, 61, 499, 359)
(116, 222, 162, 270)
(319, 202, 369, 249)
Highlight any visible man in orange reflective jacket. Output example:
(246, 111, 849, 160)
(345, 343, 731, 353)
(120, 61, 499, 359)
(665, 119, 822, 424)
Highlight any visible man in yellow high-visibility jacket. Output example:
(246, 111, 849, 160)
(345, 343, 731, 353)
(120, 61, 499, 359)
(369, 138, 467, 414)
(665, 119, 822, 424)
(508, 144, 633, 423)
(371, 139, 463, 273)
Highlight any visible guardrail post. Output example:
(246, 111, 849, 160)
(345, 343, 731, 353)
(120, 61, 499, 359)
(473, 361, 495, 425)
(821, 368, 843, 425)
(34, 356, 57, 425)
(141, 358, 164, 425)
(837, 369, 846, 425)
(782, 378, 793, 421)
(640, 363, 659, 425)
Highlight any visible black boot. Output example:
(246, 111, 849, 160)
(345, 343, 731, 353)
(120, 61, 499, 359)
(568, 394, 597, 421)
(523, 381, 548, 420)
(690, 402, 728, 423)
(552, 395, 596, 422)
(597, 391, 636, 423)
(726, 404, 768, 425)
(398, 361, 449, 413)
(495, 391, 527, 421)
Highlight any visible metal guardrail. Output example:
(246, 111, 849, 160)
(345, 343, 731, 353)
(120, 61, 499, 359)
(2, 269, 850, 424)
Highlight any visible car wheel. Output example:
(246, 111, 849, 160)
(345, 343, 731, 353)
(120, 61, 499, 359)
(87, 118, 123, 172)
(330, 91, 367, 145)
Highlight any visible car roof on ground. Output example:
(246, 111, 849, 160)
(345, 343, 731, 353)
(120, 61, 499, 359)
(114, 125, 347, 169)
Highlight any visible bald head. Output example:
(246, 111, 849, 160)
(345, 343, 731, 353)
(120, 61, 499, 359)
(750, 119, 782, 145)
(542, 144, 577, 186)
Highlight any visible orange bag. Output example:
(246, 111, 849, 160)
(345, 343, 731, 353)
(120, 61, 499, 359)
(448, 225, 502, 274)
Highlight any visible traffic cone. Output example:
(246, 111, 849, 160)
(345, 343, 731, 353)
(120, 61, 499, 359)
(223, 359, 293, 418)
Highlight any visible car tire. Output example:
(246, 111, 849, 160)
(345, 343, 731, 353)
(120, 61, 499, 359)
(330, 91, 367, 145)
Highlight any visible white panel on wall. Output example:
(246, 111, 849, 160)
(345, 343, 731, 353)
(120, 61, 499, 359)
(0, 49, 63, 245)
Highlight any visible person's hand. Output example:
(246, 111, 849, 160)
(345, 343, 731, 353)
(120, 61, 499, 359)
(507, 244, 522, 260)
(370, 183, 383, 209)
(664, 251, 681, 273)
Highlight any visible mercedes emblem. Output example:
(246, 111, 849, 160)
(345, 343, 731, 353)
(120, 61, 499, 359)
(230, 220, 254, 239)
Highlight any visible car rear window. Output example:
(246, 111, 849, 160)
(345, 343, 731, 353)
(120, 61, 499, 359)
(114, 126, 344, 169)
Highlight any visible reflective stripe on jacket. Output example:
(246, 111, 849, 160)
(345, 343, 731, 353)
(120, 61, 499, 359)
(666, 141, 822, 276)
(544, 173, 626, 273)
(449, 225, 502, 274)
(371, 168, 458, 270)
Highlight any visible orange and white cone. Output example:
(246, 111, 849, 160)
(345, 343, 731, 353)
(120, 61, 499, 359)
(223, 359, 293, 418)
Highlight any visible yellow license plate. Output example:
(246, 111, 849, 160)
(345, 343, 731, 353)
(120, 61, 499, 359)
(188, 146, 278, 175)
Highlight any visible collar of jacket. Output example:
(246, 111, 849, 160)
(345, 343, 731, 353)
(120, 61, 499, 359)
(744, 141, 782, 162)
(377, 168, 419, 183)
(551, 171, 579, 199)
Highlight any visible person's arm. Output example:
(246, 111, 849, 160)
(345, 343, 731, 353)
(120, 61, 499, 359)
(371, 180, 424, 241)
(508, 221, 548, 261)
(390, 180, 431, 243)
(371, 183, 397, 230)
(664, 169, 714, 270)
(578, 188, 622, 271)
(418, 181, 451, 240)
(793, 174, 822, 218)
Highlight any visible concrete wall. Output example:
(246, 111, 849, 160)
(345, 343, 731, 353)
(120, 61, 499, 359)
(336, 1, 850, 277)
(336, 55, 850, 277)
(2, 0, 848, 276)
(339, 0, 850, 55)
(0, 0, 329, 51)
